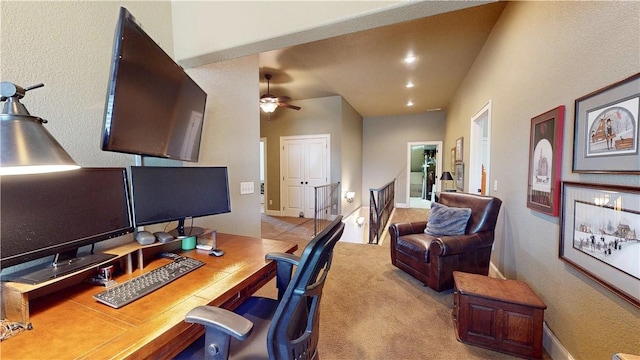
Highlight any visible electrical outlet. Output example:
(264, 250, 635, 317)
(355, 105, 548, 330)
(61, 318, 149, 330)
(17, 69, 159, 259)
(240, 182, 254, 195)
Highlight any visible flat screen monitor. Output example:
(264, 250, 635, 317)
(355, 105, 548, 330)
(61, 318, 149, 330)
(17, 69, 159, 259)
(130, 166, 231, 237)
(101, 7, 207, 162)
(0, 168, 133, 284)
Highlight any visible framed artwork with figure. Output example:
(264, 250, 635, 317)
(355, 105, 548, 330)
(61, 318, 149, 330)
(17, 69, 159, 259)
(573, 72, 640, 173)
(527, 106, 564, 216)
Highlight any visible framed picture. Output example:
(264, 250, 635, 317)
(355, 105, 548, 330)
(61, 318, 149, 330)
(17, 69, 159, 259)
(527, 106, 565, 216)
(559, 182, 640, 308)
(455, 137, 464, 162)
(454, 162, 464, 191)
(573, 73, 640, 173)
(450, 147, 456, 175)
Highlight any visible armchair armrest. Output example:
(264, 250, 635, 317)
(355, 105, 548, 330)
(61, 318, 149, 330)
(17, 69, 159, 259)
(185, 306, 253, 341)
(265, 252, 301, 300)
(389, 221, 428, 238)
(430, 231, 494, 256)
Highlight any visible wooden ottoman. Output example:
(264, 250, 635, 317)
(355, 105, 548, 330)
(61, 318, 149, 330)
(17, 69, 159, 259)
(452, 271, 547, 359)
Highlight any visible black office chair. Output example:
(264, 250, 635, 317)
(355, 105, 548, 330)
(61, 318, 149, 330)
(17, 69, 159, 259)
(178, 216, 345, 360)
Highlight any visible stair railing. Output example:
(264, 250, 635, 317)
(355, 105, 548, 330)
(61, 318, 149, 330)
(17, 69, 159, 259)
(369, 179, 395, 244)
(313, 182, 340, 236)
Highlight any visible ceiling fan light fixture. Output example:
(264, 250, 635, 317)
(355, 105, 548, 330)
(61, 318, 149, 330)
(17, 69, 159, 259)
(260, 101, 278, 113)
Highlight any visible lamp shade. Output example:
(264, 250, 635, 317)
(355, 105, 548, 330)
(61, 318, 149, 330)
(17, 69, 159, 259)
(440, 171, 454, 181)
(0, 82, 79, 175)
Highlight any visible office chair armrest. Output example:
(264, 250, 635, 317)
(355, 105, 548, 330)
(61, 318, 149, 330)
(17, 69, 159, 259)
(266, 252, 301, 299)
(185, 305, 253, 341)
(266, 252, 300, 266)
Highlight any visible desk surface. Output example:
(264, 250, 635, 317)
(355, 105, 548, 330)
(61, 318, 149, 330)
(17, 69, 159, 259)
(0, 234, 296, 359)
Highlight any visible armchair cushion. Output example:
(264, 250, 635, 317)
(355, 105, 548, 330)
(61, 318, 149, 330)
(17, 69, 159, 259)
(424, 202, 472, 236)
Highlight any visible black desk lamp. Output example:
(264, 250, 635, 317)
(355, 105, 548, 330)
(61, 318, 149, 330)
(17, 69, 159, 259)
(440, 171, 454, 192)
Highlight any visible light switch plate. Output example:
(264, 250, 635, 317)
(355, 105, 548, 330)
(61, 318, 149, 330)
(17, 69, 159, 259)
(240, 182, 254, 194)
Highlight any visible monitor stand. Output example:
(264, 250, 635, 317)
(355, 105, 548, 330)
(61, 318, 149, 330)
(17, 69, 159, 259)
(2, 252, 117, 285)
(169, 218, 204, 238)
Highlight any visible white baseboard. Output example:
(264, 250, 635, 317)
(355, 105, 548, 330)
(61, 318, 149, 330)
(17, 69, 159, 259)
(488, 262, 574, 360)
(543, 322, 575, 360)
(264, 209, 281, 216)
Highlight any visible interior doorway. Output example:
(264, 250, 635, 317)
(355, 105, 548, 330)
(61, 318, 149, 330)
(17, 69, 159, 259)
(280, 134, 330, 218)
(406, 141, 442, 209)
(469, 101, 492, 195)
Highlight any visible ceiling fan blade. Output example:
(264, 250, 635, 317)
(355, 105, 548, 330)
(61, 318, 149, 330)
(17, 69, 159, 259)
(279, 103, 301, 110)
(276, 96, 291, 102)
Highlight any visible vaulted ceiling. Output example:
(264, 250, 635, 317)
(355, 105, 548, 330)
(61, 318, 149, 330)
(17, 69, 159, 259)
(258, 2, 506, 118)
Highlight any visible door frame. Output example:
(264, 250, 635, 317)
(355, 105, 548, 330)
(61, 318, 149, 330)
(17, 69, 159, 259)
(406, 141, 442, 206)
(469, 100, 492, 195)
(280, 134, 331, 217)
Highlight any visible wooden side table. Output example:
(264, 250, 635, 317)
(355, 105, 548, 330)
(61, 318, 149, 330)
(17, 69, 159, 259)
(453, 271, 547, 359)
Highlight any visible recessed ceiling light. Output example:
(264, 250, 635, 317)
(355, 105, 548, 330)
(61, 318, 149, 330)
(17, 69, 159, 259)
(407, 101, 414, 107)
(404, 55, 417, 64)
(406, 82, 414, 88)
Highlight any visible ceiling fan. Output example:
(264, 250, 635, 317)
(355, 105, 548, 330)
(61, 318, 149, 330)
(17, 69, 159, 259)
(259, 74, 301, 114)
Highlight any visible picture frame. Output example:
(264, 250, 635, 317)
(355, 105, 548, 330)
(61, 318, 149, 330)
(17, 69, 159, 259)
(455, 137, 463, 162)
(527, 106, 565, 216)
(559, 182, 640, 308)
(573, 73, 640, 173)
(450, 147, 456, 175)
(454, 162, 464, 191)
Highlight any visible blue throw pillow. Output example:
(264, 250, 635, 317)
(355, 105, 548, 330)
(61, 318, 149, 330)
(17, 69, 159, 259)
(424, 202, 472, 236)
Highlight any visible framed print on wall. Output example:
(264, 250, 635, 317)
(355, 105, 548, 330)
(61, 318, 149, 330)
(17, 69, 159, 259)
(527, 106, 565, 216)
(455, 162, 464, 191)
(559, 182, 640, 308)
(573, 72, 640, 173)
(455, 137, 463, 162)
(450, 147, 456, 175)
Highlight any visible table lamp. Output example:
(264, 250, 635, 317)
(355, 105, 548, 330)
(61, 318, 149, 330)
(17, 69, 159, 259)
(440, 171, 454, 192)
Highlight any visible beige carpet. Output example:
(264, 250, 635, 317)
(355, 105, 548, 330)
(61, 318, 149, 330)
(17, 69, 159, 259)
(260, 209, 546, 359)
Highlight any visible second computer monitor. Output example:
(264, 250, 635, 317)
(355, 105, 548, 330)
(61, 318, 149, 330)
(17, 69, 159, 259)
(129, 166, 231, 237)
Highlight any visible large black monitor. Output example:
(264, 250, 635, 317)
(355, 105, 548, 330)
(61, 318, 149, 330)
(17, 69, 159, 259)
(129, 166, 231, 238)
(101, 7, 207, 162)
(0, 168, 133, 284)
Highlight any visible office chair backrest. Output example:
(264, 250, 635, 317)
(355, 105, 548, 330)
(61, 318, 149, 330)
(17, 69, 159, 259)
(267, 216, 345, 360)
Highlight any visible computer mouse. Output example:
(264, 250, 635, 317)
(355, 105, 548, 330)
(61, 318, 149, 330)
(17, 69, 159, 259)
(154, 231, 174, 243)
(208, 249, 225, 257)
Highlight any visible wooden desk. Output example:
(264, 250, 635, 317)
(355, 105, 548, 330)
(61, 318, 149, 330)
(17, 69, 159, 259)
(0, 234, 296, 359)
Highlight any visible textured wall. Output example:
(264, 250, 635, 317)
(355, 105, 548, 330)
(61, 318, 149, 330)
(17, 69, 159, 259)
(341, 98, 364, 215)
(446, 2, 640, 359)
(185, 56, 262, 238)
(0, 1, 173, 253)
(362, 111, 446, 203)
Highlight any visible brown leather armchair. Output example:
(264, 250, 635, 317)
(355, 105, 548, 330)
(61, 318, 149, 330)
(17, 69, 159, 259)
(390, 192, 502, 291)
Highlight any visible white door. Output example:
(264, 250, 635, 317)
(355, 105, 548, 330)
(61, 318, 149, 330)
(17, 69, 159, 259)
(281, 135, 330, 218)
